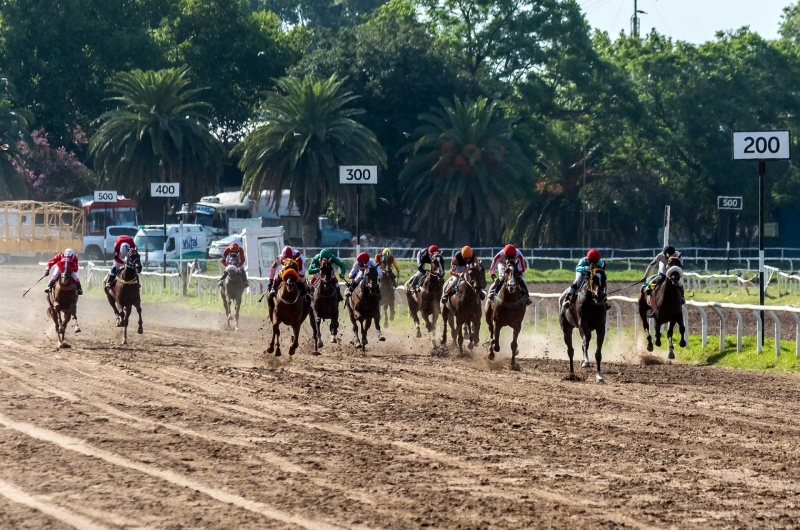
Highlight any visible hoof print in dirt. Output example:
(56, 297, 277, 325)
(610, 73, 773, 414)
(429, 345, 450, 358)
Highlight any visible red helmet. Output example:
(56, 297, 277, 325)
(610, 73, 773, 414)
(503, 244, 517, 257)
(428, 245, 439, 254)
(587, 248, 601, 262)
(357, 252, 370, 263)
(282, 246, 294, 259)
(230, 242, 240, 250)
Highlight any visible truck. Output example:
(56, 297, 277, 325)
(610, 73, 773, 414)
(0, 201, 85, 264)
(134, 224, 207, 268)
(240, 226, 286, 279)
(72, 195, 139, 260)
(177, 190, 353, 250)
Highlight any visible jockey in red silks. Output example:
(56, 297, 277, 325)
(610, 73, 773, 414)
(217, 241, 247, 285)
(44, 248, 82, 295)
(106, 235, 137, 288)
(268, 246, 310, 302)
(345, 252, 382, 297)
(487, 244, 531, 305)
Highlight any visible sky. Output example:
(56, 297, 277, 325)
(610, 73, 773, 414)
(578, 0, 795, 44)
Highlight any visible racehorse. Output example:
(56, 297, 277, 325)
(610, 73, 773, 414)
(46, 269, 80, 349)
(407, 257, 444, 344)
(379, 264, 397, 327)
(638, 256, 686, 359)
(267, 260, 317, 356)
(220, 265, 248, 331)
(485, 256, 527, 369)
(345, 266, 384, 351)
(311, 258, 341, 349)
(104, 248, 143, 345)
(558, 264, 608, 383)
(441, 262, 484, 356)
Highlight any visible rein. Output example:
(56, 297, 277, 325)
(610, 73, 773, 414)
(277, 282, 301, 305)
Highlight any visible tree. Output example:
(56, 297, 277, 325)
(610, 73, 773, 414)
(399, 96, 533, 243)
(89, 66, 225, 203)
(17, 129, 95, 201)
(0, 79, 32, 199)
(236, 75, 387, 246)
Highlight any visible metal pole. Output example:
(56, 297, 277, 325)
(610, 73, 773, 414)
(759, 160, 765, 345)
(163, 200, 167, 289)
(725, 213, 731, 275)
(356, 186, 361, 255)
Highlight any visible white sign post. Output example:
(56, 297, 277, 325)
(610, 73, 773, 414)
(94, 191, 117, 262)
(150, 183, 181, 281)
(732, 130, 791, 344)
(339, 166, 378, 254)
(718, 197, 743, 274)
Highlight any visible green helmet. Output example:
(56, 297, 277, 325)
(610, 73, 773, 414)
(319, 249, 335, 259)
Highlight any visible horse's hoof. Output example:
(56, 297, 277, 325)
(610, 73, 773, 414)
(267, 346, 275, 354)
(511, 363, 522, 372)
(668, 351, 675, 360)
(379, 336, 386, 342)
(655, 338, 662, 347)
(74, 327, 81, 334)
(275, 351, 282, 357)
(646, 342, 654, 352)
(415, 329, 422, 338)
(330, 337, 337, 344)
(488, 352, 495, 361)
(115, 320, 123, 328)
(596, 374, 605, 384)
(679, 339, 687, 348)
(61, 343, 71, 349)
(467, 342, 474, 350)
(493, 343, 499, 353)
(234, 327, 239, 332)
(137, 328, 143, 335)
(289, 350, 296, 356)
(581, 361, 591, 368)
(122, 340, 127, 346)
(317, 340, 323, 348)
(312, 351, 321, 356)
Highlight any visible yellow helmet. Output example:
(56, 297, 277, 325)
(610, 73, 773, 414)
(461, 246, 473, 259)
(382, 247, 391, 255)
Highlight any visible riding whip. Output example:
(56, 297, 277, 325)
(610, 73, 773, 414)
(607, 280, 643, 295)
(22, 274, 48, 298)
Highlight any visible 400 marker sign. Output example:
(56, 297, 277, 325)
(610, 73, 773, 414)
(150, 182, 181, 197)
(339, 166, 378, 185)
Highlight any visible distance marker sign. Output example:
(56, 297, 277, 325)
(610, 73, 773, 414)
(732, 131, 790, 160)
(93, 190, 117, 203)
(150, 182, 180, 197)
(717, 196, 742, 210)
(339, 166, 378, 185)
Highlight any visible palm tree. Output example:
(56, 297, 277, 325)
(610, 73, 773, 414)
(399, 96, 533, 243)
(89, 66, 224, 203)
(0, 77, 32, 199)
(235, 75, 386, 248)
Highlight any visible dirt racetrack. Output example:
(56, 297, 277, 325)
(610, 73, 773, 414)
(2, 267, 800, 529)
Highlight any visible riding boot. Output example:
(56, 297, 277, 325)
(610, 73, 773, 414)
(303, 283, 311, 303)
(521, 280, 532, 306)
(336, 288, 344, 302)
(218, 271, 228, 286)
(563, 287, 577, 309)
(487, 279, 501, 300)
(105, 275, 115, 290)
(44, 280, 56, 293)
(76, 283, 83, 296)
(479, 290, 486, 301)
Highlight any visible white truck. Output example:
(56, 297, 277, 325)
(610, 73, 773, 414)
(134, 224, 208, 268)
(82, 225, 140, 260)
(241, 226, 285, 279)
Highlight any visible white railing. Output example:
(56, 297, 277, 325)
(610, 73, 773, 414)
(529, 293, 800, 359)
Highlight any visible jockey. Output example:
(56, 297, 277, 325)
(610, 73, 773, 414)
(44, 248, 82, 295)
(406, 245, 445, 292)
(308, 248, 346, 302)
(564, 248, 605, 307)
(346, 252, 382, 297)
(441, 246, 484, 303)
(375, 248, 400, 289)
(106, 234, 137, 289)
(488, 244, 531, 305)
(217, 241, 247, 286)
(268, 246, 310, 302)
(641, 245, 685, 301)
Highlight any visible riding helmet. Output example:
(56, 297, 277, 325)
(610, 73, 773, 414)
(357, 252, 370, 263)
(382, 247, 391, 256)
(461, 246, 473, 259)
(503, 244, 516, 257)
(428, 245, 440, 254)
(64, 248, 75, 257)
(663, 245, 675, 256)
(230, 241, 240, 249)
(587, 248, 601, 262)
(282, 246, 294, 258)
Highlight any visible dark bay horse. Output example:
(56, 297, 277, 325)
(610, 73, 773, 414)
(220, 265, 248, 331)
(46, 270, 80, 349)
(379, 264, 397, 327)
(441, 262, 484, 356)
(268, 262, 316, 356)
(104, 249, 143, 345)
(485, 257, 527, 369)
(312, 259, 341, 349)
(407, 256, 444, 344)
(345, 266, 384, 351)
(638, 257, 686, 359)
(559, 265, 608, 383)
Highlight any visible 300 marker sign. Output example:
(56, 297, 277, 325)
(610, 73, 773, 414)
(150, 183, 181, 197)
(339, 166, 378, 185)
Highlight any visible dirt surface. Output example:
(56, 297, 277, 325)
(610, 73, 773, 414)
(2, 266, 800, 529)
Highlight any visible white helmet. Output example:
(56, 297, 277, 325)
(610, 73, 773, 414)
(64, 249, 74, 257)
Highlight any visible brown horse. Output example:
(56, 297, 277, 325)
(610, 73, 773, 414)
(558, 265, 608, 383)
(638, 257, 686, 359)
(267, 263, 317, 356)
(104, 248, 143, 345)
(46, 270, 80, 349)
(345, 266, 384, 351)
(311, 258, 341, 349)
(485, 256, 527, 369)
(406, 257, 444, 344)
(379, 265, 397, 327)
(220, 265, 248, 331)
(441, 262, 484, 356)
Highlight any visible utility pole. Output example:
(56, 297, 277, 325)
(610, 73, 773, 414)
(631, 0, 645, 38)
(581, 142, 587, 248)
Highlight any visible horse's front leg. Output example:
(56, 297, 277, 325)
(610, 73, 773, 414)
(640, 303, 653, 352)
(362, 318, 371, 348)
(471, 316, 481, 350)
(221, 291, 232, 330)
(234, 296, 242, 331)
(389, 300, 395, 322)
(288, 323, 300, 356)
(373, 308, 384, 342)
(654, 320, 663, 348)
(273, 322, 282, 356)
(330, 309, 339, 344)
(409, 305, 422, 338)
(678, 317, 687, 348)
(349, 310, 361, 348)
(455, 317, 465, 357)
(510, 323, 521, 371)
(581, 330, 591, 368)
(135, 303, 143, 335)
(121, 307, 129, 345)
(72, 309, 81, 334)
(595, 326, 605, 383)
(563, 324, 576, 380)
(315, 316, 324, 349)
(440, 306, 451, 346)
(667, 321, 676, 360)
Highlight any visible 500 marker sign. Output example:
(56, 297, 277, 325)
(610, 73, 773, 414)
(93, 190, 117, 203)
(150, 183, 180, 197)
(339, 166, 378, 185)
(717, 196, 743, 210)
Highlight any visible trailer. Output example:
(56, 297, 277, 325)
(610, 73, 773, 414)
(0, 201, 85, 264)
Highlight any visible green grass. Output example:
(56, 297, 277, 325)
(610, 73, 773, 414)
(686, 286, 800, 307)
(677, 335, 800, 372)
